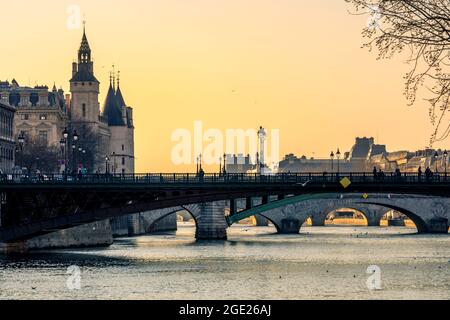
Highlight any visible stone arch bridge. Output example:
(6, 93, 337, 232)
(1, 173, 450, 242)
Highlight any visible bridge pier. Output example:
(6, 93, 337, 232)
(0, 241, 28, 254)
(310, 214, 326, 226)
(195, 202, 228, 240)
(426, 218, 449, 233)
(279, 218, 302, 234)
(251, 198, 269, 226)
(356, 205, 388, 227)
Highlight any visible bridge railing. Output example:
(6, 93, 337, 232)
(0, 172, 448, 185)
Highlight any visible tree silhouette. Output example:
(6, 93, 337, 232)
(16, 139, 60, 173)
(346, 0, 450, 145)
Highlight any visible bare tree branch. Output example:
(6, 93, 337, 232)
(346, 0, 450, 146)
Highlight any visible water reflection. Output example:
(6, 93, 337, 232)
(0, 224, 448, 300)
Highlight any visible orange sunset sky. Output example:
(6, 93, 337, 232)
(1, 0, 448, 172)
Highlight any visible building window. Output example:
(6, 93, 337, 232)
(122, 169, 125, 174)
(122, 144, 124, 151)
(82, 104, 86, 118)
(38, 131, 48, 145)
(122, 157, 125, 165)
(39, 114, 47, 120)
(20, 114, 29, 120)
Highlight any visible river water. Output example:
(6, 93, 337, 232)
(0, 224, 449, 300)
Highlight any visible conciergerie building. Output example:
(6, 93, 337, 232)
(0, 25, 135, 174)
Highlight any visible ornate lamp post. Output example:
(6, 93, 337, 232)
(81, 149, 86, 170)
(336, 148, 341, 175)
(73, 130, 79, 142)
(434, 151, 439, 172)
(223, 153, 227, 175)
(62, 128, 69, 173)
(112, 152, 116, 174)
(72, 144, 76, 173)
(60, 138, 66, 173)
(330, 151, 335, 173)
(17, 133, 25, 169)
(78, 146, 83, 172)
(105, 156, 110, 174)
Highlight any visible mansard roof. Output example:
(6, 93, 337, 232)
(102, 84, 125, 126)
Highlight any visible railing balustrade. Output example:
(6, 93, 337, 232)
(0, 172, 448, 185)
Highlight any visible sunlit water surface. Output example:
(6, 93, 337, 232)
(0, 224, 449, 300)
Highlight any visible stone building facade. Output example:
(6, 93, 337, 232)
(0, 80, 67, 148)
(0, 101, 15, 173)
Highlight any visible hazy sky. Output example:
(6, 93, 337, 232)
(2, 0, 447, 172)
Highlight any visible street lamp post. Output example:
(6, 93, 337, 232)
(105, 156, 110, 174)
(112, 152, 116, 174)
(434, 151, 439, 173)
(82, 149, 86, 170)
(72, 144, 76, 173)
(78, 146, 83, 172)
(60, 138, 66, 173)
(17, 133, 25, 169)
(62, 128, 69, 174)
(330, 151, 335, 173)
(336, 148, 341, 176)
(223, 153, 227, 176)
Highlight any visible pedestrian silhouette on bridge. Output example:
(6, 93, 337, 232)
(373, 166, 378, 181)
(425, 167, 432, 181)
(418, 167, 422, 182)
(395, 168, 402, 182)
(378, 168, 385, 181)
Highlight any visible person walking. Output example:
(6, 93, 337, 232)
(425, 167, 432, 181)
(373, 166, 378, 181)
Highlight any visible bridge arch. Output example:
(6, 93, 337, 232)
(141, 207, 198, 234)
(361, 202, 428, 233)
(309, 204, 389, 227)
(318, 207, 370, 226)
(227, 194, 448, 234)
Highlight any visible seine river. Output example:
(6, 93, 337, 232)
(0, 224, 449, 300)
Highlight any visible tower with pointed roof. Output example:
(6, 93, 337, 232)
(101, 71, 135, 174)
(70, 24, 100, 124)
(69, 25, 110, 172)
(67, 25, 134, 173)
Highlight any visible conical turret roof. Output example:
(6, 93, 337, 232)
(102, 83, 125, 126)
